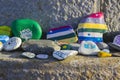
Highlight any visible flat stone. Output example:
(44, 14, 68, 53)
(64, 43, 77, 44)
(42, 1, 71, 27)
(36, 54, 49, 59)
(22, 40, 61, 55)
(3, 37, 22, 51)
(69, 43, 80, 51)
(21, 52, 36, 59)
(53, 50, 78, 60)
(96, 42, 109, 50)
(78, 41, 100, 55)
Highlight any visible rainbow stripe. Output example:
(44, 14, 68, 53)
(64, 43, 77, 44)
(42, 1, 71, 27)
(47, 26, 78, 43)
(77, 12, 108, 43)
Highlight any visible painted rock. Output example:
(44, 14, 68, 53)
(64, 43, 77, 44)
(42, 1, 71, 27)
(36, 54, 49, 59)
(21, 52, 36, 59)
(11, 19, 42, 41)
(77, 12, 108, 43)
(0, 42, 3, 51)
(3, 37, 22, 51)
(69, 43, 81, 51)
(53, 50, 78, 60)
(0, 26, 12, 36)
(78, 41, 100, 55)
(98, 51, 112, 57)
(47, 25, 78, 44)
(22, 40, 61, 55)
(0, 35, 9, 44)
(61, 44, 71, 50)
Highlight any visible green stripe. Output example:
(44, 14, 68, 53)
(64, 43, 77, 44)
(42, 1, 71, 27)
(78, 28, 106, 33)
(49, 33, 76, 40)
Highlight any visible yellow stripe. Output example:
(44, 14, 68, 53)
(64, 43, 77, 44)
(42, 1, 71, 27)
(78, 23, 108, 30)
(0, 26, 11, 32)
(58, 37, 78, 43)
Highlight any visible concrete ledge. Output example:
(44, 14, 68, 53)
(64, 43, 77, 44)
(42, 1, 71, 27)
(0, 51, 120, 80)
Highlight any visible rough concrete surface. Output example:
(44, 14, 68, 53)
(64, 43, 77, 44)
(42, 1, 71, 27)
(0, 51, 120, 80)
(0, 0, 99, 33)
(101, 0, 120, 31)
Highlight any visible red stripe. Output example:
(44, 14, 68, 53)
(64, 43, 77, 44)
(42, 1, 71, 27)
(48, 26, 72, 31)
(88, 12, 104, 18)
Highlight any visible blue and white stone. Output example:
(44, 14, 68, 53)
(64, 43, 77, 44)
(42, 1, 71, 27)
(78, 41, 100, 55)
(3, 37, 22, 51)
(53, 50, 78, 60)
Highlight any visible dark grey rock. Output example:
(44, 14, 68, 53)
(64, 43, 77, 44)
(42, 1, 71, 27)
(103, 31, 120, 43)
(22, 40, 60, 55)
(69, 43, 80, 51)
(97, 42, 109, 50)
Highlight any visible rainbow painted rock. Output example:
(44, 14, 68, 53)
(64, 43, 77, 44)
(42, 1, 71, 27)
(77, 12, 108, 43)
(11, 19, 42, 41)
(47, 26, 78, 43)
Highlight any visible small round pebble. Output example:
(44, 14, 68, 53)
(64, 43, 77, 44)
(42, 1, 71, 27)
(36, 54, 49, 59)
(21, 52, 36, 59)
(102, 49, 110, 53)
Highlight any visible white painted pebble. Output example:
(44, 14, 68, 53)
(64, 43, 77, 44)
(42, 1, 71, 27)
(53, 50, 78, 60)
(21, 52, 36, 59)
(36, 54, 49, 59)
(3, 37, 22, 51)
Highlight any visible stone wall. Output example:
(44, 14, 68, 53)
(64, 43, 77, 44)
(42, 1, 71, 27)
(1, 0, 118, 33)
(101, 0, 120, 31)
(0, 0, 119, 33)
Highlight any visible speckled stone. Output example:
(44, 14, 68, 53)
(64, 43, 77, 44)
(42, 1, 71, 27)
(22, 40, 61, 55)
(101, 0, 120, 32)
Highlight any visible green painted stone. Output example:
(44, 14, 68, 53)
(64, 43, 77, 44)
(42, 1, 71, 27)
(11, 19, 42, 41)
(61, 44, 71, 50)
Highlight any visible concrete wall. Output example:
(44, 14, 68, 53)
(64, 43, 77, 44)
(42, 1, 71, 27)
(0, 0, 119, 33)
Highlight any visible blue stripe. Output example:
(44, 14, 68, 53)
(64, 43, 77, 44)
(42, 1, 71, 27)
(48, 27, 73, 34)
(78, 36, 103, 42)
